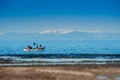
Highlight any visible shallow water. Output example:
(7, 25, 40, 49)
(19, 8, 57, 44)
(96, 75, 120, 80)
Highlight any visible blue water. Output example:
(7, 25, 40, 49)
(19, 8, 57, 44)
(0, 40, 120, 65)
(0, 40, 120, 54)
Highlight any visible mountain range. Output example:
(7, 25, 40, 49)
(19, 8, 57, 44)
(0, 31, 120, 41)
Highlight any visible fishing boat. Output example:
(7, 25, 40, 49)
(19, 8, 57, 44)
(23, 47, 45, 52)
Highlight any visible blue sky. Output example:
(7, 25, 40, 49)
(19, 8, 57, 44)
(0, 0, 120, 33)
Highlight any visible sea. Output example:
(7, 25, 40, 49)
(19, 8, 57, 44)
(0, 40, 120, 66)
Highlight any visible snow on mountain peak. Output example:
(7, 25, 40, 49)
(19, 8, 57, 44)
(40, 29, 99, 34)
(40, 29, 74, 34)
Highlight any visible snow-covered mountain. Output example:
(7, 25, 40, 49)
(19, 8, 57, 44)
(0, 31, 120, 41)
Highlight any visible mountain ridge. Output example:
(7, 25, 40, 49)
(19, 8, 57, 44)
(0, 31, 120, 41)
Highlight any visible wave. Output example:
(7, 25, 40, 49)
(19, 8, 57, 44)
(0, 54, 120, 58)
(0, 54, 120, 65)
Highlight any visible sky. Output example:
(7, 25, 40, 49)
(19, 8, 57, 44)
(0, 0, 120, 33)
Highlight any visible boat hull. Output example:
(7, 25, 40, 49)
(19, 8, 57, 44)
(23, 47, 45, 52)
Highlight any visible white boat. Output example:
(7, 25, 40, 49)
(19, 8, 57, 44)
(23, 47, 45, 52)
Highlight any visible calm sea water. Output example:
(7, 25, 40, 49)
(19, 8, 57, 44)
(0, 40, 120, 65)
